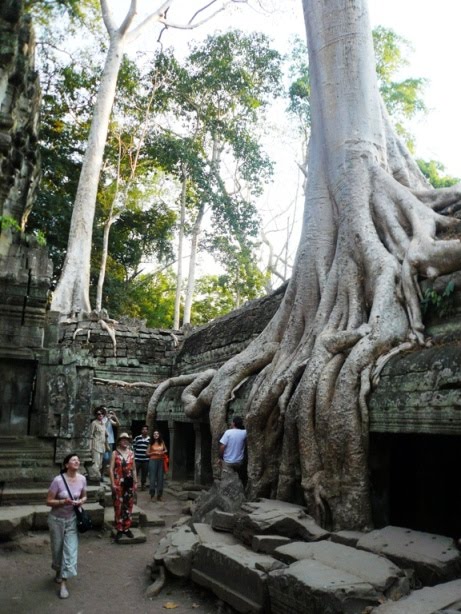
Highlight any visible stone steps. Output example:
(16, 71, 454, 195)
(0, 436, 57, 482)
(0, 484, 102, 506)
(0, 502, 105, 540)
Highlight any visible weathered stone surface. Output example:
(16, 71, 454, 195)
(252, 534, 292, 554)
(233, 498, 329, 545)
(0, 506, 34, 539)
(154, 524, 199, 578)
(211, 510, 237, 532)
(191, 543, 274, 613)
(0, 502, 104, 538)
(192, 470, 246, 524)
(357, 526, 461, 586)
(330, 530, 365, 548)
(371, 579, 461, 613)
(193, 522, 239, 546)
(273, 540, 408, 597)
(268, 558, 382, 614)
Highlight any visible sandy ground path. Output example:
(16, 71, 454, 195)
(0, 487, 224, 614)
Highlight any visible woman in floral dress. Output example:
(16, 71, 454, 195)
(109, 432, 137, 542)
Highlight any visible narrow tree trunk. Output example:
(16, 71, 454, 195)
(95, 215, 115, 312)
(183, 202, 205, 325)
(173, 169, 187, 329)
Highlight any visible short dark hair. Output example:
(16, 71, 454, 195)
(232, 416, 244, 429)
(61, 453, 79, 473)
(94, 406, 106, 416)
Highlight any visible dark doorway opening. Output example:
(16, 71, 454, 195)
(0, 359, 36, 435)
(370, 432, 461, 538)
(172, 421, 195, 481)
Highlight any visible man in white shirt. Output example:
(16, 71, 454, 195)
(219, 416, 247, 483)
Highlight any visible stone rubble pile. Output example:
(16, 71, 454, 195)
(153, 478, 461, 613)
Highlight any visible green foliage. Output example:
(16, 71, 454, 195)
(191, 267, 267, 326)
(416, 159, 460, 188)
(104, 272, 177, 329)
(26, 0, 100, 30)
(372, 26, 427, 149)
(421, 280, 456, 318)
(0, 215, 21, 232)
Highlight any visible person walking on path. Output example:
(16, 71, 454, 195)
(89, 407, 108, 481)
(148, 430, 167, 502)
(46, 453, 87, 599)
(219, 416, 247, 483)
(109, 432, 137, 542)
(133, 425, 150, 491)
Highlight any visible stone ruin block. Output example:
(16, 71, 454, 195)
(211, 509, 237, 532)
(273, 540, 409, 600)
(371, 578, 461, 613)
(233, 498, 329, 545)
(191, 543, 274, 613)
(268, 558, 382, 614)
(252, 534, 292, 555)
(357, 526, 461, 586)
(154, 524, 199, 578)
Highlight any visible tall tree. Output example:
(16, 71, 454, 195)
(145, 31, 281, 327)
(168, 0, 461, 530)
(50, 0, 248, 317)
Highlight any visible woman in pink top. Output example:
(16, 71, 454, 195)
(46, 453, 87, 599)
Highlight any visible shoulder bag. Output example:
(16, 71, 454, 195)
(61, 474, 93, 533)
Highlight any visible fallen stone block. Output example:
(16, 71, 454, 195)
(273, 540, 409, 599)
(193, 523, 239, 546)
(268, 558, 382, 613)
(330, 530, 365, 548)
(252, 535, 292, 554)
(371, 578, 461, 613)
(357, 526, 461, 586)
(192, 471, 246, 524)
(191, 543, 274, 613)
(154, 524, 199, 578)
(234, 498, 329, 545)
(0, 506, 34, 539)
(211, 510, 236, 532)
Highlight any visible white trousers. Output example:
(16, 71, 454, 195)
(48, 513, 78, 579)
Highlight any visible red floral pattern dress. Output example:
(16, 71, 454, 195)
(112, 449, 135, 532)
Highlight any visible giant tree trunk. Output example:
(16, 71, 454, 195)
(50, 35, 125, 316)
(174, 0, 461, 531)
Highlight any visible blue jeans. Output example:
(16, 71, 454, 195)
(148, 459, 164, 497)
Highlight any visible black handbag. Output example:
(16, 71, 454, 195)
(61, 474, 93, 533)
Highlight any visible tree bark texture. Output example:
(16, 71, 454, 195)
(155, 0, 461, 529)
(51, 36, 125, 315)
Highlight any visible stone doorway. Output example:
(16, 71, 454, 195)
(0, 358, 36, 435)
(370, 432, 461, 538)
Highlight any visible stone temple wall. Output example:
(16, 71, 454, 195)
(0, 0, 53, 438)
(32, 317, 181, 462)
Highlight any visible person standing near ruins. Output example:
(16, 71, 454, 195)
(109, 432, 137, 542)
(219, 416, 247, 482)
(101, 406, 119, 480)
(46, 453, 87, 599)
(89, 408, 108, 481)
(148, 430, 167, 502)
(133, 425, 150, 490)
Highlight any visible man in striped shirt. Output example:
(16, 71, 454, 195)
(133, 425, 150, 490)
